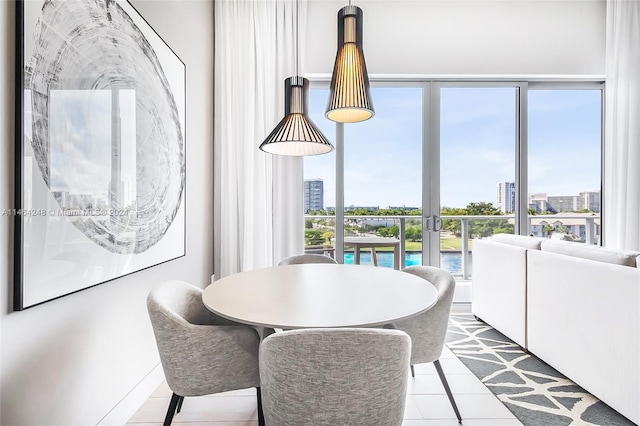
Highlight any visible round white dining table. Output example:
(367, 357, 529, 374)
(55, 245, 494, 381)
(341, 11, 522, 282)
(202, 263, 438, 329)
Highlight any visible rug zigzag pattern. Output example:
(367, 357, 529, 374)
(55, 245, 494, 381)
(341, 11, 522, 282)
(446, 314, 635, 426)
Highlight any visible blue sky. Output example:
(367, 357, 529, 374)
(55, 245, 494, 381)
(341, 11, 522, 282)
(305, 86, 601, 209)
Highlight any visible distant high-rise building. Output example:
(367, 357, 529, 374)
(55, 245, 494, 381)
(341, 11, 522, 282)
(304, 179, 324, 212)
(496, 182, 516, 213)
(579, 191, 601, 212)
(547, 195, 580, 213)
(528, 193, 548, 213)
(528, 191, 601, 213)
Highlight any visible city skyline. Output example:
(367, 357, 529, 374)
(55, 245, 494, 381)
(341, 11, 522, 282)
(306, 186, 602, 214)
(304, 87, 601, 210)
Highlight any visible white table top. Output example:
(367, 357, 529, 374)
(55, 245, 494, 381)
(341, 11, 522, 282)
(202, 264, 438, 329)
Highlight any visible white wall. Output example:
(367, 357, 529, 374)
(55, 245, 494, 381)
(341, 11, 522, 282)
(306, 0, 605, 77)
(0, 1, 214, 424)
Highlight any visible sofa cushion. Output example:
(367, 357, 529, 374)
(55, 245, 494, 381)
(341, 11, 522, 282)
(490, 233, 546, 250)
(541, 240, 640, 267)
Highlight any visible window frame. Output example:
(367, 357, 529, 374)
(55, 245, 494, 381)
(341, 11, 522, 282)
(306, 78, 605, 265)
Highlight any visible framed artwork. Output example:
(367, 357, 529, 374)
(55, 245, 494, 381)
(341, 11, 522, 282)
(14, 0, 186, 310)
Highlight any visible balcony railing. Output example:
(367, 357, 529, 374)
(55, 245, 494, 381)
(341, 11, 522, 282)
(304, 213, 600, 280)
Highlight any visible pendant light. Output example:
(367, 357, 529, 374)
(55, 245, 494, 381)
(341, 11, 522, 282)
(325, 2, 374, 123)
(259, 0, 333, 156)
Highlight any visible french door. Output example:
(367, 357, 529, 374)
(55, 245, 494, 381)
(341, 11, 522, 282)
(422, 83, 524, 278)
(305, 81, 603, 276)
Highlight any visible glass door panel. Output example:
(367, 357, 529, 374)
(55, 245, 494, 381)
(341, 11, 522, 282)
(435, 86, 517, 278)
(528, 89, 602, 243)
(343, 87, 423, 269)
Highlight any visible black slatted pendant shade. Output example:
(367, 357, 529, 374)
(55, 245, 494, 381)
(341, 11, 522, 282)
(259, 76, 333, 156)
(326, 5, 374, 123)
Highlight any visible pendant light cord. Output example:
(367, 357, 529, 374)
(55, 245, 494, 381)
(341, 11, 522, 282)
(295, 0, 299, 76)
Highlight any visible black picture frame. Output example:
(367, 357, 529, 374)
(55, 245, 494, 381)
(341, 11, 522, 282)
(14, 0, 186, 310)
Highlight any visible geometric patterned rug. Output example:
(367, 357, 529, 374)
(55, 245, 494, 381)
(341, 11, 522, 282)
(446, 314, 636, 426)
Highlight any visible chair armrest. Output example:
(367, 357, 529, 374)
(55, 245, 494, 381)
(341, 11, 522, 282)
(159, 325, 260, 396)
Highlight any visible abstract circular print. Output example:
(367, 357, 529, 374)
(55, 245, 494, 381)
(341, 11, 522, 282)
(25, 0, 185, 254)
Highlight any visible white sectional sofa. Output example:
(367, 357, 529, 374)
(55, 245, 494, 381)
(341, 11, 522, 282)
(472, 235, 640, 425)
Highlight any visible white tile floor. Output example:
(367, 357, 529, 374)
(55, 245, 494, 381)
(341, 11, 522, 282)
(127, 305, 523, 425)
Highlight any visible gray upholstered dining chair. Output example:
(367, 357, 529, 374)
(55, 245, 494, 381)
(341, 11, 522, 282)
(390, 266, 462, 423)
(278, 253, 338, 265)
(259, 328, 411, 426)
(147, 280, 263, 426)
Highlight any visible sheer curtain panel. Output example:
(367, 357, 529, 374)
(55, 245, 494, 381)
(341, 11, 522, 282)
(214, 0, 304, 278)
(604, 0, 640, 251)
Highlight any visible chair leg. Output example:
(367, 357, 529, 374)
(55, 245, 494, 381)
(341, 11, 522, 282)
(434, 360, 462, 423)
(410, 364, 415, 378)
(257, 387, 265, 426)
(176, 395, 184, 413)
(164, 393, 181, 426)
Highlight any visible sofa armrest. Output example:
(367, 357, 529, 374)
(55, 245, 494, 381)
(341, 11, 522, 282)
(472, 239, 528, 347)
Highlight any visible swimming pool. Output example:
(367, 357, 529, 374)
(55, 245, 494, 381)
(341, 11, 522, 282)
(343, 251, 470, 275)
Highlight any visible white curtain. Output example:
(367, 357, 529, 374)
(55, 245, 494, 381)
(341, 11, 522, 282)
(215, 0, 304, 277)
(604, 0, 640, 251)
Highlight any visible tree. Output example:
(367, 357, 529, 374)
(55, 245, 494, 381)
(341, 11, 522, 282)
(440, 202, 514, 238)
(405, 226, 422, 242)
(441, 206, 467, 236)
(348, 208, 374, 216)
(465, 202, 501, 216)
(305, 229, 324, 246)
(378, 225, 399, 238)
(380, 208, 403, 216)
(543, 224, 556, 236)
(322, 230, 335, 243)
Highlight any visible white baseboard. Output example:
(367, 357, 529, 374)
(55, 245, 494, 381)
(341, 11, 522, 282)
(97, 363, 165, 426)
